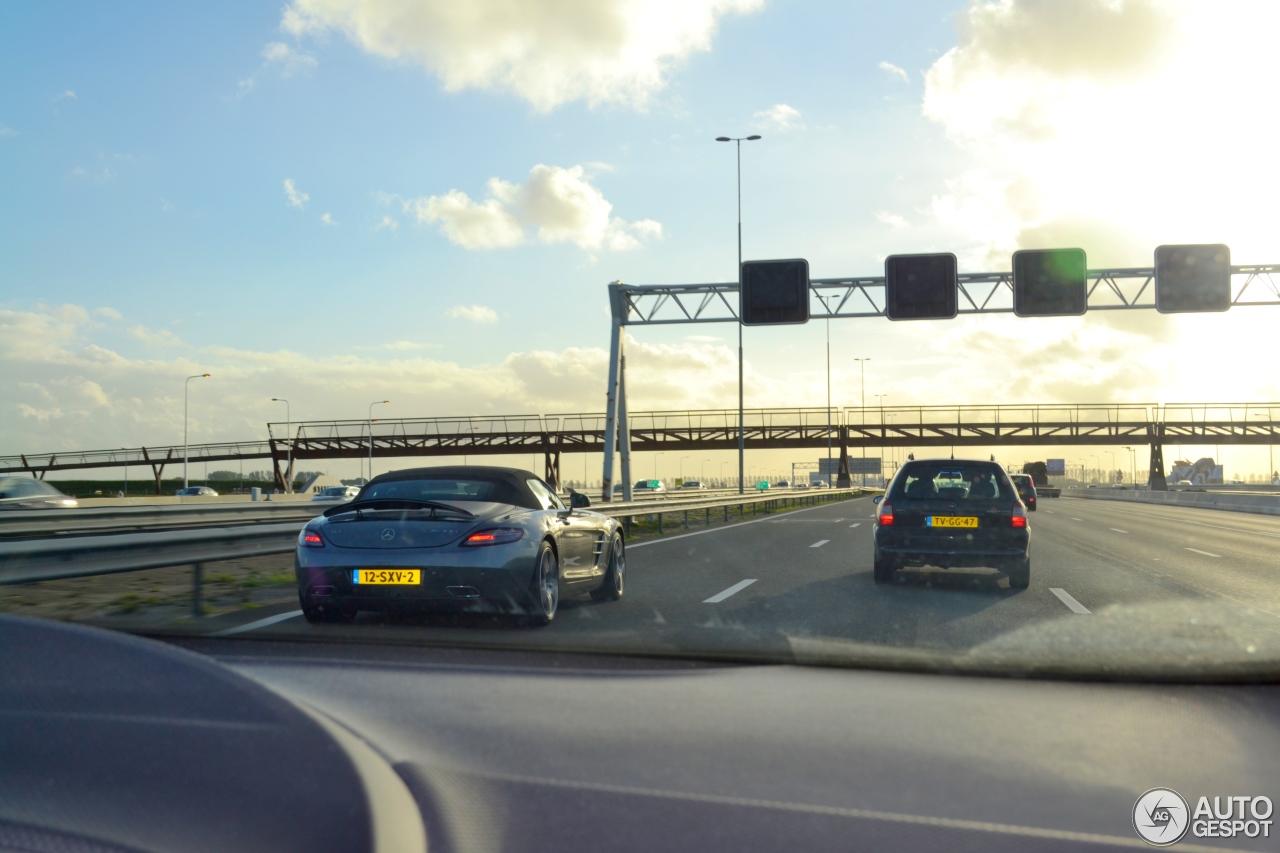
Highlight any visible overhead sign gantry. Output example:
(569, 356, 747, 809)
(601, 246, 1280, 500)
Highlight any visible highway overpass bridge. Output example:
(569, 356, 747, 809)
(3, 403, 1278, 493)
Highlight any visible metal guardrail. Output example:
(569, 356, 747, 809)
(0, 502, 325, 539)
(0, 490, 872, 593)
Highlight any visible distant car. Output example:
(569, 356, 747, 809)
(633, 479, 666, 494)
(0, 478, 78, 509)
(811, 480, 828, 489)
(794, 482, 810, 490)
(873, 458, 1029, 589)
(1109, 483, 1126, 489)
(311, 486, 360, 502)
(1086, 484, 1098, 489)
(1009, 473, 1037, 512)
(679, 480, 706, 490)
(175, 486, 218, 497)
(773, 480, 790, 488)
(1174, 479, 1193, 487)
(1228, 479, 1245, 485)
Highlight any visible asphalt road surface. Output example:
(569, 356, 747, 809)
(210, 496, 1280, 666)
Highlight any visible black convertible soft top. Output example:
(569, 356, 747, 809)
(362, 466, 543, 510)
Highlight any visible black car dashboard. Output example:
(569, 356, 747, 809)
(1, 615, 1276, 852)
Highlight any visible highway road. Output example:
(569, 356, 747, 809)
(208, 496, 1280, 672)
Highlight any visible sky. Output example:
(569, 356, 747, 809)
(3, 0, 1280, 482)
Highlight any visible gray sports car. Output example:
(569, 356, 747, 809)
(294, 466, 625, 625)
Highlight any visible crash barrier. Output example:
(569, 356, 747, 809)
(0, 501, 325, 539)
(3, 485, 844, 538)
(0, 488, 875, 617)
(603, 487, 871, 536)
(1067, 488, 1280, 517)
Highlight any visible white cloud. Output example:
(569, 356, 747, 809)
(56, 90, 77, 100)
(279, 0, 762, 111)
(446, 305, 499, 324)
(375, 215, 399, 232)
(385, 341, 428, 350)
(93, 307, 123, 321)
(752, 103, 803, 132)
(878, 61, 908, 82)
(320, 212, 337, 226)
(919, 1, 1280, 269)
(875, 211, 909, 229)
(262, 41, 318, 76)
(0, 125, 16, 138)
(283, 178, 310, 209)
(128, 326, 184, 347)
(409, 164, 661, 252)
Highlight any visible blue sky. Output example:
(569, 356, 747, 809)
(4, 0, 1280, 480)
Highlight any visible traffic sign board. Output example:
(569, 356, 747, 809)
(1155, 244, 1231, 313)
(1013, 249, 1087, 317)
(885, 253, 958, 320)
(740, 259, 810, 325)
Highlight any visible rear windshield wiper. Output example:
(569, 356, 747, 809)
(324, 498, 476, 519)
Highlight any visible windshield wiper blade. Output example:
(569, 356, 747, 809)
(323, 499, 476, 519)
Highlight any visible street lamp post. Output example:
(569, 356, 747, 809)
(368, 400, 389, 483)
(183, 373, 210, 490)
(853, 358, 870, 486)
(720, 460, 728, 487)
(1105, 451, 1116, 483)
(654, 452, 664, 480)
(679, 455, 690, 484)
(272, 398, 291, 493)
(716, 133, 762, 495)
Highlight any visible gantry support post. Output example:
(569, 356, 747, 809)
(601, 282, 627, 502)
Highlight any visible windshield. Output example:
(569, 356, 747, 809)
(5, 1, 1280, 687)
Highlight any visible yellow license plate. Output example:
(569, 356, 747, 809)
(352, 568, 421, 585)
(927, 516, 978, 528)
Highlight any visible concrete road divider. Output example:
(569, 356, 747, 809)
(1067, 488, 1280, 517)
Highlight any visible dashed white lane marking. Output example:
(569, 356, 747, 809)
(1045, 510, 1054, 514)
(211, 609, 303, 636)
(1070, 517, 1083, 521)
(1110, 528, 1129, 534)
(1049, 588, 1091, 614)
(810, 539, 830, 548)
(1184, 547, 1221, 558)
(703, 579, 757, 604)
(848, 523, 861, 528)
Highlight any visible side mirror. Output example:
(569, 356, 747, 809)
(570, 492, 591, 509)
(872, 495, 882, 505)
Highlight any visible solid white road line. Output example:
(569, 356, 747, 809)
(1184, 547, 1222, 558)
(1049, 588, 1091, 614)
(1110, 528, 1129, 534)
(211, 609, 303, 637)
(627, 499, 865, 549)
(848, 523, 861, 528)
(703, 579, 757, 604)
(810, 540, 830, 548)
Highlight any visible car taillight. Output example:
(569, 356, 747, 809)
(461, 528, 524, 547)
(300, 529, 325, 548)
(877, 502, 894, 526)
(1011, 506, 1027, 529)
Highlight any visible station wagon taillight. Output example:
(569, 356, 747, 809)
(1011, 506, 1027, 529)
(878, 502, 894, 526)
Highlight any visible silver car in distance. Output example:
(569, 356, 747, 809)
(294, 466, 625, 626)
